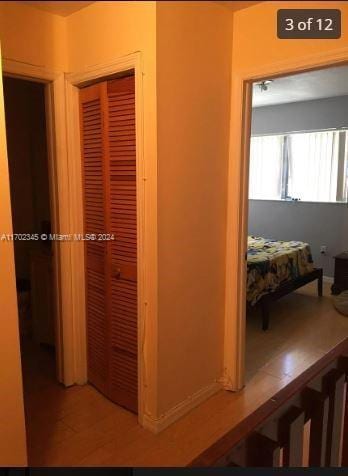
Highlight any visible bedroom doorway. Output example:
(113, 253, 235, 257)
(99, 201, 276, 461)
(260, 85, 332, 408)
(242, 64, 348, 384)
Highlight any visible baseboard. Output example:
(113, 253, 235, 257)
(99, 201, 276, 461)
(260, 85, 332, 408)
(142, 381, 221, 434)
(323, 276, 334, 284)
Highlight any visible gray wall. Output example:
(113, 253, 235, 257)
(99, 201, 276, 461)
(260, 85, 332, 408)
(248, 200, 348, 277)
(249, 96, 348, 277)
(251, 95, 348, 135)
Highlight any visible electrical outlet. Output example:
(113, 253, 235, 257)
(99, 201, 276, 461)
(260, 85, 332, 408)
(320, 245, 327, 254)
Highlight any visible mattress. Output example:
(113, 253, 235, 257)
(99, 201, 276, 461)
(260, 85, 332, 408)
(247, 236, 314, 305)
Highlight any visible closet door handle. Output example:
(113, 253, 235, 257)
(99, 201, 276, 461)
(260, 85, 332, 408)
(113, 268, 121, 279)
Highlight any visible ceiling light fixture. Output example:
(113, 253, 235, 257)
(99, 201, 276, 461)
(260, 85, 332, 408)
(257, 80, 274, 92)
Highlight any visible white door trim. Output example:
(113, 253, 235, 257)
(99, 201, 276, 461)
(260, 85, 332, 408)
(2, 58, 61, 82)
(65, 51, 156, 426)
(224, 46, 348, 392)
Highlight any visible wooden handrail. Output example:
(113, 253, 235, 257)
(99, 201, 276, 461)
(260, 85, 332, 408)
(190, 337, 348, 467)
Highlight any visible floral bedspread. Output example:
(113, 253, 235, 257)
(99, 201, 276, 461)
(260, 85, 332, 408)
(247, 236, 314, 305)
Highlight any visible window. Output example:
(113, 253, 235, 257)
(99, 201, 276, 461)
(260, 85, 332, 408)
(249, 130, 348, 203)
(249, 135, 283, 200)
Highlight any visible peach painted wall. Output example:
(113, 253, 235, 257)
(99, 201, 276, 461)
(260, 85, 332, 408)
(232, 1, 348, 72)
(0, 1, 67, 70)
(0, 5, 67, 465)
(0, 59, 27, 466)
(156, 1, 233, 415)
(0, 2, 66, 466)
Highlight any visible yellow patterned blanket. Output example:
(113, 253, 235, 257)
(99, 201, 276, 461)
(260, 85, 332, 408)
(247, 236, 314, 305)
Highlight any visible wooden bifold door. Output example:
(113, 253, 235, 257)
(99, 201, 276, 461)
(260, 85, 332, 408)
(79, 74, 138, 413)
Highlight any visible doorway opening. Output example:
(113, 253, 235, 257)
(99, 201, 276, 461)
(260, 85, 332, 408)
(3, 76, 58, 428)
(244, 64, 348, 384)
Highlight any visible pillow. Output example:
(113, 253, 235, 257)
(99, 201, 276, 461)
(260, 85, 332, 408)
(333, 290, 348, 316)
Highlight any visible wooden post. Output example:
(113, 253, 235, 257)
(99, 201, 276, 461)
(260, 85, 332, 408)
(303, 388, 329, 467)
(324, 370, 346, 466)
(279, 406, 305, 467)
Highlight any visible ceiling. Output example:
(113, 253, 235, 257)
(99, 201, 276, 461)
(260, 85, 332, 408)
(21, 1, 261, 16)
(253, 65, 348, 108)
(20, 1, 94, 16)
(216, 1, 261, 11)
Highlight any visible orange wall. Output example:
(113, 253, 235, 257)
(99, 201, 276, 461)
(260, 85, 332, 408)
(0, 1, 67, 71)
(0, 61, 27, 466)
(0, 4, 66, 465)
(156, 1, 233, 415)
(0, 2, 66, 466)
(233, 1, 348, 72)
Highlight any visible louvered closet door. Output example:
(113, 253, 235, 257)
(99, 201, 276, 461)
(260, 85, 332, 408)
(107, 76, 137, 412)
(80, 75, 138, 413)
(80, 83, 109, 395)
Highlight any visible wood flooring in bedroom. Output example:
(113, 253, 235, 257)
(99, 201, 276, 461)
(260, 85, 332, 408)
(245, 281, 348, 382)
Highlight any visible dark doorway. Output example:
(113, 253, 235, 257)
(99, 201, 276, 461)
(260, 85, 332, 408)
(3, 76, 56, 448)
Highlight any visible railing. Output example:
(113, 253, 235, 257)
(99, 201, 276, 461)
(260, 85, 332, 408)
(190, 338, 348, 467)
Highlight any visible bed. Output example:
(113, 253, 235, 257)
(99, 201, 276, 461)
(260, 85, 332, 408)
(247, 236, 323, 330)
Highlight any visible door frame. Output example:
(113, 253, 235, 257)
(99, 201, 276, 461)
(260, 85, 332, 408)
(224, 46, 348, 392)
(65, 52, 151, 425)
(1, 58, 70, 384)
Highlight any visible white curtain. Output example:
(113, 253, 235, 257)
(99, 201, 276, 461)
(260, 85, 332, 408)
(249, 135, 283, 199)
(288, 131, 340, 202)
